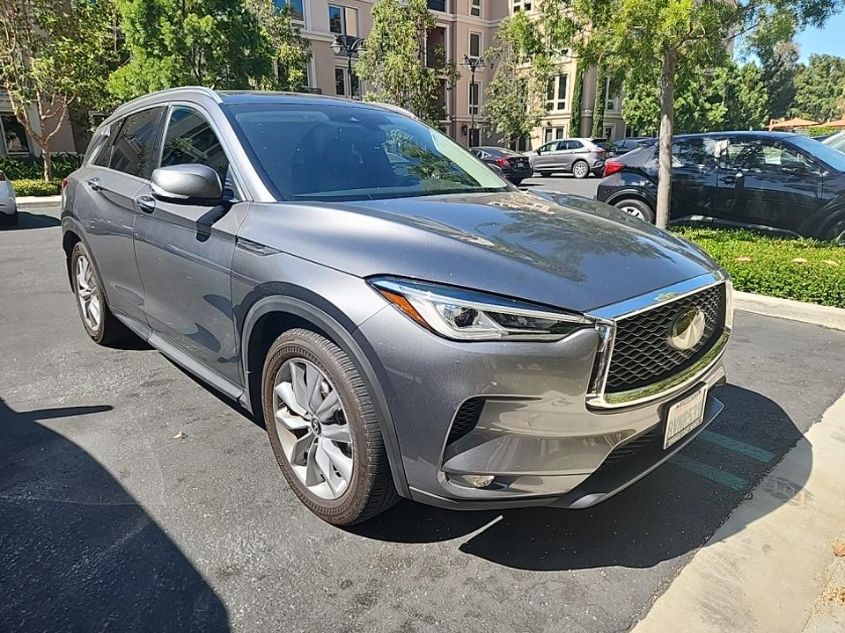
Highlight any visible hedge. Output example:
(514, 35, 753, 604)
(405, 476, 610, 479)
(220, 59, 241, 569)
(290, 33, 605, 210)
(673, 227, 845, 308)
(0, 154, 82, 180)
(12, 179, 63, 196)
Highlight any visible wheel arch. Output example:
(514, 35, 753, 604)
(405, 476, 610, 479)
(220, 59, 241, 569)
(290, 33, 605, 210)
(605, 188, 656, 209)
(239, 293, 410, 498)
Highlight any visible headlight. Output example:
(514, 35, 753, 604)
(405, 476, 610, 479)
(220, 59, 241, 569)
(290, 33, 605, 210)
(370, 277, 592, 341)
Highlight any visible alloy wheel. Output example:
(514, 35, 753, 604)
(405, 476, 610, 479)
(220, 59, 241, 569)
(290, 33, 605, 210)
(573, 162, 589, 178)
(619, 205, 646, 220)
(272, 358, 353, 500)
(75, 254, 102, 331)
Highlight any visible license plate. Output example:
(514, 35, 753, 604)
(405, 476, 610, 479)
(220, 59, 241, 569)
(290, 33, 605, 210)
(664, 388, 707, 449)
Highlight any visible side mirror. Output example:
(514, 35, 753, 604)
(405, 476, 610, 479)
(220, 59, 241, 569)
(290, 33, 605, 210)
(151, 164, 223, 204)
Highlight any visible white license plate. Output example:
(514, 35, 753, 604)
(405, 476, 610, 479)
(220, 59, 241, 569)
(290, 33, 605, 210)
(664, 388, 707, 449)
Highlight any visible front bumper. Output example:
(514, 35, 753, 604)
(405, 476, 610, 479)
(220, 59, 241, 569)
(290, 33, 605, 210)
(355, 276, 730, 511)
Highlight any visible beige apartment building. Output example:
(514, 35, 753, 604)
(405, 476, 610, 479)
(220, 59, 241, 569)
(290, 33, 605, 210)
(0, 0, 628, 159)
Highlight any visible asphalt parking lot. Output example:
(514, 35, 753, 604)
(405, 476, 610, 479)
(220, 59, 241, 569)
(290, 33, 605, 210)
(2, 202, 844, 633)
(521, 173, 601, 199)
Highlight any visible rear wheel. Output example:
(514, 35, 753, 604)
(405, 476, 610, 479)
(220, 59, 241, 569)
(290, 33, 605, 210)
(70, 242, 129, 345)
(572, 160, 590, 179)
(614, 198, 655, 224)
(262, 328, 398, 525)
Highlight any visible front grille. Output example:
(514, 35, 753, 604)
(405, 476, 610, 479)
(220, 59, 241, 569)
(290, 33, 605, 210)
(606, 284, 726, 394)
(447, 398, 485, 445)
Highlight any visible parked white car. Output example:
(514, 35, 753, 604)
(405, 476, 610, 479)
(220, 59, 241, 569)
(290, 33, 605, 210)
(0, 171, 16, 225)
(823, 130, 845, 154)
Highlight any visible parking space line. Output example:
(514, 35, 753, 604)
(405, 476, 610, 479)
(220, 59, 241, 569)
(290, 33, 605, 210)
(698, 430, 776, 463)
(671, 455, 748, 491)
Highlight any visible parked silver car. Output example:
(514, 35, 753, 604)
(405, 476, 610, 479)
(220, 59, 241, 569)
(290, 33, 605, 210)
(529, 137, 612, 178)
(0, 171, 16, 225)
(62, 88, 732, 526)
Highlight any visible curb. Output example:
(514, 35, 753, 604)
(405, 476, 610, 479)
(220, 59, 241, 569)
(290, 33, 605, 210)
(16, 195, 61, 210)
(735, 291, 845, 332)
(633, 393, 845, 633)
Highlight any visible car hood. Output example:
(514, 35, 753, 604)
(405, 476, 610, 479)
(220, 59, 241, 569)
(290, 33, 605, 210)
(242, 190, 720, 313)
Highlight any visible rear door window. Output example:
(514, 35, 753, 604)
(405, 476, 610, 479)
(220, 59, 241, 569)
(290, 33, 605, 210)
(108, 107, 166, 178)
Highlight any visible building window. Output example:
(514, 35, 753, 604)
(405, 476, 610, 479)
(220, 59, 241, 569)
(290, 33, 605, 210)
(555, 127, 566, 140)
(469, 32, 481, 60)
(329, 5, 359, 37)
(513, 0, 532, 12)
(469, 81, 480, 115)
(603, 125, 616, 140)
(546, 74, 568, 111)
(335, 67, 360, 98)
(470, 0, 481, 16)
(0, 114, 31, 155)
(274, 0, 304, 22)
(604, 77, 619, 112)
(428, 0, 446, 11)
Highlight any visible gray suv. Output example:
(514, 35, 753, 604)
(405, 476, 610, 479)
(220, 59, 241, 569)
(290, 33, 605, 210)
(529, 137, 611, 178)
(62, 88, 733, 526)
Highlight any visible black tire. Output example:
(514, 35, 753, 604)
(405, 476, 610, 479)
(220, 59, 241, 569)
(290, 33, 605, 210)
(614, 198, 656, 224)
(510, 178, 524, 186)
(539, 170, 553, 177)
(262, 328, 398, 526)
(70, 241, 130, 345)
(572, 160, 590, 179)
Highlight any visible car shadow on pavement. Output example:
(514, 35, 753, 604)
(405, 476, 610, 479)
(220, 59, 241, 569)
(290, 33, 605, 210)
(0, 398, 230, 632)
(351, 384, 811, 572)
(0, 211, 61, 230)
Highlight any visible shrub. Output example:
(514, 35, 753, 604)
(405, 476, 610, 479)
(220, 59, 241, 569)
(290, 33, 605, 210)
(0, 154, 82, 180)
(673, 227, 845, 308)
(12, 179, 63, 196)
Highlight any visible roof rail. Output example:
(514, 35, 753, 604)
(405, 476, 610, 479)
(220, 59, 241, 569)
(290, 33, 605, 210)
(116, 86, 222, 112)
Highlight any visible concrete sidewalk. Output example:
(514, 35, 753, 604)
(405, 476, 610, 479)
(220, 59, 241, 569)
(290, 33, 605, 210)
(633, 393, 845, 633)
(16, 195, 61, 209)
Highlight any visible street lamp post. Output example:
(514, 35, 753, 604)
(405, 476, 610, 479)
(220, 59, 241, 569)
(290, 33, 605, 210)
(331, 34, 364, 99)
(461, 53, 485, 148)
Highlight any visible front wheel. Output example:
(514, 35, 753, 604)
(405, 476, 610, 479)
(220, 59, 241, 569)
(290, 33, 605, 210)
(262, 329, 398, 525)
(614, 198, 656, 224)
(572, 160, 590, 179)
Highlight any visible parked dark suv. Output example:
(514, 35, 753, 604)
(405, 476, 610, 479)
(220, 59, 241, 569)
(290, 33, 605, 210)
(596, 131, 845, 242)
(62, 88, 733, 526)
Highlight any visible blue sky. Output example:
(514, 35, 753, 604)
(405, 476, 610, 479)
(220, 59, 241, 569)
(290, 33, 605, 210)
(796, 11, 845, 60)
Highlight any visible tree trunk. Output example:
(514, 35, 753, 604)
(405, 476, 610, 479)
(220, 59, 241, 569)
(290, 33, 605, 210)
(592, 73, 605, 138)
(42, 149, 53, 181)
(656, 48, 676, 229)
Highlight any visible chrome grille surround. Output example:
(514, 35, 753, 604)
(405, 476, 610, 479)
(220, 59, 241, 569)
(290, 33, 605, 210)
(586, 271, 731, 409)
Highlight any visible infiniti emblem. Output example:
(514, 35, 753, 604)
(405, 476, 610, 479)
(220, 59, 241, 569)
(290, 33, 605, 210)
(668, 307, 706, 351)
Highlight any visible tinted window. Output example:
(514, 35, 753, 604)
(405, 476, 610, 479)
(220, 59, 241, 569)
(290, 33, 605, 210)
(229, 102, 507, 201)
(90, 121, 121, 167)
(108, 108, 165, 178)
(724, 139, 815, 173)
(790, 135, 845, 172)
(672, 138, 720, 167)
(160, 107, 231, 187)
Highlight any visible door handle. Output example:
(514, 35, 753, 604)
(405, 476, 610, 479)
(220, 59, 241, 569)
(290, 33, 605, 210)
(135, 195, 156, 214)
(86, 177, 102, 191)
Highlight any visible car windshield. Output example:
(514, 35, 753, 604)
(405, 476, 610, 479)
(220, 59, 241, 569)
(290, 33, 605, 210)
(791, 135, 845, 172)
(227, 103, 509, 201)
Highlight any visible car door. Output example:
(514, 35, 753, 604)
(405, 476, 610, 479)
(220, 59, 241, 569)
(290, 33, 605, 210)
(533, 142, 559, 170)
(133, 105, 246, 386)
(668, 137, 719, 221)
(73, 108, 166, 324)
(717, 137, 824, 233)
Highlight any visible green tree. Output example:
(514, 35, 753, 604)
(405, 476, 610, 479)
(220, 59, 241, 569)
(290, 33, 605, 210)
(757, 40, 800, 121)
(623, 61, 769, 134)
(542, 0, 843, 228)
(108, 0, 273, 102)
(355, 0, 458, 125)
(483, 11, 552, 146)
(246, 0, 311, 91)
(791, 53, 845, 121)
(0, 0, 122, 180)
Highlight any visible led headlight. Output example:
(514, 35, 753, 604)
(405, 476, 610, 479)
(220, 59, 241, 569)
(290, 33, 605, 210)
(370, 277, 592, 341)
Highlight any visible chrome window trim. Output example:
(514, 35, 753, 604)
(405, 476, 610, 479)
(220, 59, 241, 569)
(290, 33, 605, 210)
(586, 271, 730, 409)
